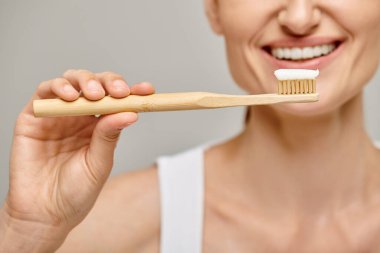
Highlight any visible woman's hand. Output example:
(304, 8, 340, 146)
(2, 69, 154, 251)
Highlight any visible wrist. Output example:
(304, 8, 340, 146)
(0, 207, 69, 253)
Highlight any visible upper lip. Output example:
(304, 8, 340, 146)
(262, 36, 346, 49)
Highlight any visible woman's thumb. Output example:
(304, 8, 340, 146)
(86, 112, 138, 183)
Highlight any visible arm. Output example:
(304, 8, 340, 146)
(56, 167, 161, 253)
(0, 207, 67, 253)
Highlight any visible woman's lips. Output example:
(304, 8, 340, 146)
(260, 37, 346, 69)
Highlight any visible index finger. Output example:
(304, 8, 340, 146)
(130, 82, 155, 96)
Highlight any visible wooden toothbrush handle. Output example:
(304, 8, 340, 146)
(33, 92, 212, 117)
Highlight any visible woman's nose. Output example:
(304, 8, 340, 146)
(278, 0, 321, 36)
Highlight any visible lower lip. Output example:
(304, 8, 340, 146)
(261, 43, 345, 70)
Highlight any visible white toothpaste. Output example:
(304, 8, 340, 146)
(274, 69, 319, 80)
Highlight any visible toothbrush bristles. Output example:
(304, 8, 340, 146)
(277, 79, 316, 95)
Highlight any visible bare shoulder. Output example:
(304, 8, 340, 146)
(58, 165, 160, 253)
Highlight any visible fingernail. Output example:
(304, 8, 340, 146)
(63, 84, 76, 94)
(113, 80, 128, 91)
(87, 80, 102, 92)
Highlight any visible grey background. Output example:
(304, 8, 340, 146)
(0, 0, 379, 202)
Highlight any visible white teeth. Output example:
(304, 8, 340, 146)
(328, 44, 336, 53)
(277, 49, 284, 59)
(321, 45, 329, 55)
(271, 48, 277, 58)
(302, 47, 314, 59)
(313, 46, 322, 57)
(270, 43, 336, 61)
(291, 48, 303, 60)
(283, 48, 291, 59)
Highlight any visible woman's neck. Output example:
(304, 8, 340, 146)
(212, 93, 379, 216)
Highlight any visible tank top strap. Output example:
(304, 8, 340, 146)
(375, 140, 380, 149)
(157, 145, 206, 253)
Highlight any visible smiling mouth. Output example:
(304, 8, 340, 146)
(263, 41, 343, 62)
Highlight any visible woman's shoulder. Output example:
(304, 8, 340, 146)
(101, 166, 161, 248)
(58, 165, 160, 253)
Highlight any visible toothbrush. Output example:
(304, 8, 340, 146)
(33, 69, 319, 117)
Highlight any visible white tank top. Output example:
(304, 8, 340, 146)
(157, 144, 206, 253)
(157, 141, 380, 253)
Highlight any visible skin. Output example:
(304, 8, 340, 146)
(1, 0, 380, 252)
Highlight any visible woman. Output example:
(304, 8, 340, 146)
(1, 0, 380, 252)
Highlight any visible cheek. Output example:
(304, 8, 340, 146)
(331, 0, 380, 90)
(219, 1, 277, 41)
(324, 0, 380, 50)
(219, 1, 281, 93)
(325, 0, 380, 28)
